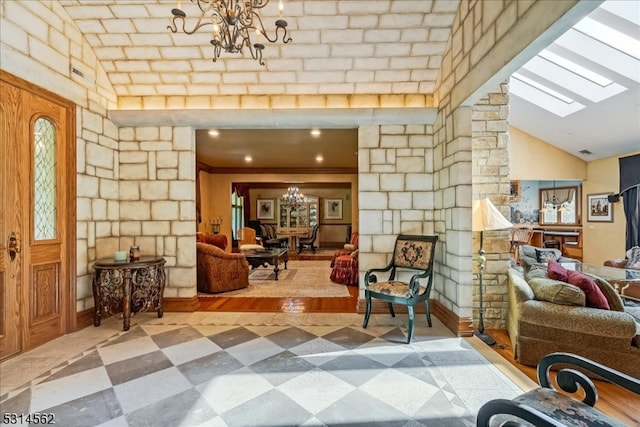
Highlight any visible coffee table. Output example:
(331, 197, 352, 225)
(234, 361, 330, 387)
(564, 263, 640, 302)
(243, 248, 289, 280)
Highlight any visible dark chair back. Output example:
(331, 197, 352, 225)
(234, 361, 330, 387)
(392, 235, 437, 271)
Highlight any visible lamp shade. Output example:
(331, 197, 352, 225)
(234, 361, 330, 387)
(472, 198, 513, 232)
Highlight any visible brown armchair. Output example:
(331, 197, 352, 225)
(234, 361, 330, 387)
(196, 242, 250, 293)
(604, 246, 640, 270)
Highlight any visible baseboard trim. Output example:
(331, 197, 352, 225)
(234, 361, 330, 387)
(165, 296, 200, 312)
(431, 299, 473, 337)
(357, 298, 473, 337)
(76, 308, 95, 330)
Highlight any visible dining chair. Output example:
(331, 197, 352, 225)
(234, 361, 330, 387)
(297, 224, 320, 254)
(362, 234, 438, 343)
(510, 226, 533, 264)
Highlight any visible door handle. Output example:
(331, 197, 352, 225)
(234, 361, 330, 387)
(8, 231, 21, 261)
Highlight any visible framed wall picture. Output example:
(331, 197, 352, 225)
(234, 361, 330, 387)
(324, 198, 342, 220)
(257, 199, 274, 219)
(510, 180, 521, 202)
(587, 193, 613, 222)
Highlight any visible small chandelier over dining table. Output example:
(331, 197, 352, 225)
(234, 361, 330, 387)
(281, 185, 307, 208)
(167, 0, 292, 66)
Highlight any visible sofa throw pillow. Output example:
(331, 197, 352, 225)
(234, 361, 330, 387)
(535, 248, 559, 263)
(626, 246, 640, 270)
(566, 270, 610, 310)
(590, 276, 625, 312)
(528, 277, 586, 306)
(547, 260, 569, 282)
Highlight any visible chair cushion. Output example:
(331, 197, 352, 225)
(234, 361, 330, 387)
(512, 388, 626, 427)
(566, 270, 610, 310)
(626, 246, 640, 270)
(367, 281, 426, 298)
(528, 277, 586, 306)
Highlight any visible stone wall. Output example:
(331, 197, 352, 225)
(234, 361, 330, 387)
(471, 82, 511, 329)
(118, 126, 197, 299)
(358, 124, 437, 282)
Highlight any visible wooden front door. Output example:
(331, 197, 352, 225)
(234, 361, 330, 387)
(0, 71, 76, 360)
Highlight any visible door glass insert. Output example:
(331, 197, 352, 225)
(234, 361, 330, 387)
(33, 117, 56, 240)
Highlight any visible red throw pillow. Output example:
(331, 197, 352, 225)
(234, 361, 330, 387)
(566, 270, 610, 310)
(547, 260, 568, 282)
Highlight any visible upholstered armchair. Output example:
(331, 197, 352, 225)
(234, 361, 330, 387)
(238, 227, 264, 251)
(330, 231, 359, 267)
(196, 232, 228, 250)
(196, 242, 250, 293)
(363, 234, 438, 343)
(330, 249, 359, 286)
(605, 246, 640, 270)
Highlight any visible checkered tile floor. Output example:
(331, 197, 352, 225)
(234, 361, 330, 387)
(0, 314, 524, 427)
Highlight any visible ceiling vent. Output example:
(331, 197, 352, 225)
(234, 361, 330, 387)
(579, 149, 593, 155)
(70, 63, 96, 87)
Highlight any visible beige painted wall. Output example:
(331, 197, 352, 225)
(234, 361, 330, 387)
(511, 125, 637, 265)
(583, 151, 640, 264)
(509, 127, 587, 180)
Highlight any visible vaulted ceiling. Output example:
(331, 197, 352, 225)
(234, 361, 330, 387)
(56, 0, 639, 168)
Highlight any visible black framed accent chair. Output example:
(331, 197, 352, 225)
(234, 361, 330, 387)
(476, 352, 640, 426)
(362, 234, 438, 343)
(298, 224, 320, 254)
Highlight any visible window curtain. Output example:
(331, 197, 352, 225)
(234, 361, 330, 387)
(623, 185, 640, 250)
(619, 155, 640, 251)
(232, 183, 250, 227)
(542, 188, 574, 206)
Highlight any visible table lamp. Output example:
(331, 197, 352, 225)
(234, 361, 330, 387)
(472, 197, 513, 345)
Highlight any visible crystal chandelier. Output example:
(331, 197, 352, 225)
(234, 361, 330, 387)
(167, 0, 292, 66)
(281, 185, 307, 209)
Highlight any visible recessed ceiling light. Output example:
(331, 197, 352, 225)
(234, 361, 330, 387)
(316, 155, 323, 162)
(208, 129, 220, 137)
(310, 129, 321, 137)
(245, 156, 252, 162)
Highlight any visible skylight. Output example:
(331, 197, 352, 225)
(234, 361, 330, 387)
(510, 0, 640, 117)
(575, 17, 640, 60)
(537, 51, 611, 86)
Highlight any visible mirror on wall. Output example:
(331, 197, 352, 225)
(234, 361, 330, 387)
(539, 184, 581, 225)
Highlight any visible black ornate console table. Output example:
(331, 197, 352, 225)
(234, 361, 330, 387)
(92, 257, 166, 331)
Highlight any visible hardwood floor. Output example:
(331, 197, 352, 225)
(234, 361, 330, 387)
(196, 289, 639, 425)
(487, 329, 640, 426)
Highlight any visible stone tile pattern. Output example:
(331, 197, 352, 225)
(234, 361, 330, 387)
(0, 320, 522, 427)
(118, 126, 197, 298)
(54, 0, 460, 102)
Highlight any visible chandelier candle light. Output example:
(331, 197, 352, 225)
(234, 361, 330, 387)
(168, 0, 292, 65)
(471, 198, 513, 346)
(281, 185, 307, 209)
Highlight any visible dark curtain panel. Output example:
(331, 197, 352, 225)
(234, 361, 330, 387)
(623, 185, 640, 250)
(232, 183, 251, 227)
(619, 154, 640, 193)
(195, 170, 202, 224)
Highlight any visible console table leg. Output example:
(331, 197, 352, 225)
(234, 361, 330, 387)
(123, 269, 132, 331)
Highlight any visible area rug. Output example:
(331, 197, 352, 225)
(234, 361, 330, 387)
(0, 313, 528, 427)
(211, 260, 351, 298)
